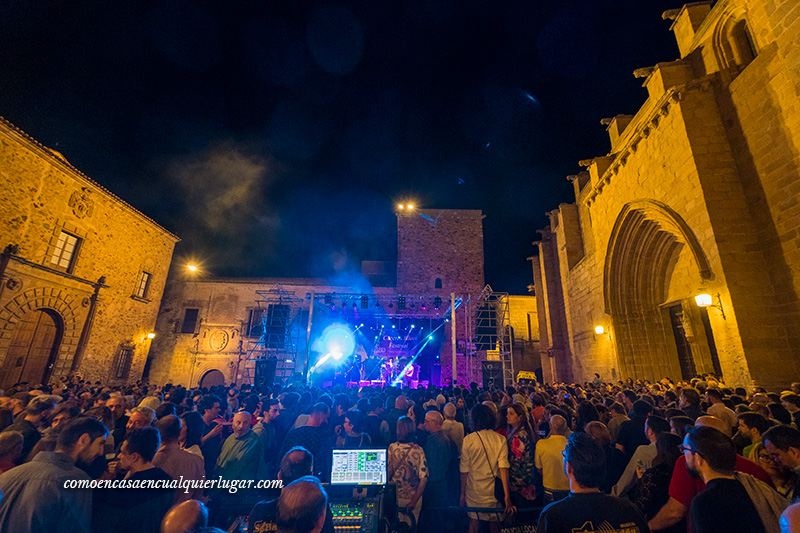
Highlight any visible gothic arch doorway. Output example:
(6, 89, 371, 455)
(604, 200, 715, 381)
(200, 369, 225, 388)
(0, 309, 63, 390)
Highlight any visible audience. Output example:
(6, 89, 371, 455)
(0, 371, 798, 532)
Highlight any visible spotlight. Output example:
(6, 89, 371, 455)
(187, 265, 197, 272)
(407, 204, 414, 209)
(410, 324, 415, 329)
(594, 326, 605, 335)
(398, 204, 404, 209)
(147, 333, 156, 339)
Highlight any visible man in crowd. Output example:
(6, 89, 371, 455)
(276, 476, 329, 533)
(705, 388, 738, 432)
(782, 394, 800, 427)
(606, 402, 629, 445)
(535, 414, 570, 503)
(94, 427, 174, 533)
(679, 388, 704, 420)
(615, 400, 653, 462)
(153, 415, 205, 503)
(216, 411, 265, 480)
(3, 394, 60, 461)
(0, 417, 108, 532)
(738, 412, 773, 459)
(612, 415, 670, 496)
(249, 447, 335, 533)
(9, 392, 31, 420)
(422, 410, 458, 532)
(199, 394, 225, 477)
(647, 415, 773, 530)
(380, 395, 409, 445)
(161, 500, 209, 533)
(763, 424, 800, 500)
(280, 403, 332, 481)
(683, 425, 782, 532)
(253, 398, 281, 473)
(536, 432, 648, 532)
(106, 394, 129, 447)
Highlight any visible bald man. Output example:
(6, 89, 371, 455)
(781, 502, 800, 533)
(647, 415, 773, 531)
(160, 500, 208, 533)
(215, 411, 265, 481)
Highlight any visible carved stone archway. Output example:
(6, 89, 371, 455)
(0, 288, 83, 381)
(603, 200, 713, 380)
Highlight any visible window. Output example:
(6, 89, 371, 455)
(50, 231, 80, 271)
(434, 278, 443, 289)
(181, 308, 199, 334)
(110, 344, 134, 380)
(135, 271, 151, 299)
(246, 309, 265, 338)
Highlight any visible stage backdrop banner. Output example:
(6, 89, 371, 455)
(373, 333, 421, 359)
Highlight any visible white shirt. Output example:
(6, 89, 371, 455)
(460, 430, 509, 507)
(707, 402, 738, 430)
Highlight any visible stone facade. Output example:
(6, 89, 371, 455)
(533, 0, 800, 390)
(148, 209, 500, 387)
(0, 117, 178, 387)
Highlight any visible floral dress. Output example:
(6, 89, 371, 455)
(507, 427, 536, 501)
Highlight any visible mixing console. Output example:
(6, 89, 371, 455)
(330, 498, 380, 533)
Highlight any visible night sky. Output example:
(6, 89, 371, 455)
(1, 1, 680, 293)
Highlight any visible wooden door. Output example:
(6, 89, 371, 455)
(0, 309, 62, 389)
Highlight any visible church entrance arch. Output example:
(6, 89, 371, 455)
(200, 369, 225, 388)
(0, 308, 63, 390)
(604, 200, 714, 382)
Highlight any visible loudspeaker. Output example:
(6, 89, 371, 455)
(254, 359, 278, 389)
(481, 361, 503, 390)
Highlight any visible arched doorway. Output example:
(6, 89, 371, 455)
(0, 309, 63, 390)
(200, 369, 225, 388)
(604, 200, 716, 382)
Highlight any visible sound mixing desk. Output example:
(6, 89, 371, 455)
(330, 497, 381, 532)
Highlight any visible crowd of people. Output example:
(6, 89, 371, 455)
(0, 373, 800, 532)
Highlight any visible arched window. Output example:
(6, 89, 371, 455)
(715, 16, 757, 77)
(434, 277, 443, 289)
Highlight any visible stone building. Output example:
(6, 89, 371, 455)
(532, 0, 800, 390)
(146, 209, 537, 387)
(0, 117, 179, 388)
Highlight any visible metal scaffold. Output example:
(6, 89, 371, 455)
(471, 285, 514, 388)
(243, 285, 305, 384)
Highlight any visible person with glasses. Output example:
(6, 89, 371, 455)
(682, 425, 784, 533)
(753, 441, 797, 499)
(647, 415, 774, 531)
(535, 432, 648, 533)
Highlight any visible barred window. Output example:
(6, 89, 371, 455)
(110, 344, 134, 380)
(50, 231, 80, 271)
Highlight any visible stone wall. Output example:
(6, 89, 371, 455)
(0, 118, 178, 385)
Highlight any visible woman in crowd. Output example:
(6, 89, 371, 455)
(584, 421, 627, 494)
(460, 403, 514, 533)
(387, 416, 428, 528)
(335, 410, 371, 448)
(506, 403, 537, 509)
(628, 432, 685, 533)
(179, 411, 204, 458)
(574, 401, 600, 433)
(753, 441, 798, 499)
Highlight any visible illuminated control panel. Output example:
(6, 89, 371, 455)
(330, 499, 380, 532)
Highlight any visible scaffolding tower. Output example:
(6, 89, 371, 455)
(243, 285, 305, 385)
(472, 285, 514, 387)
